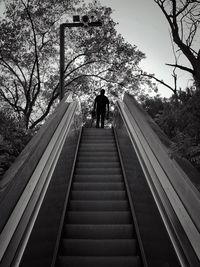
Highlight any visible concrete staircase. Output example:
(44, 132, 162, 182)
(56, 128, 142, 267)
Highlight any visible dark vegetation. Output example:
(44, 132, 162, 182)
(141, 87, 200, 171)
(0, 109, 34, 177)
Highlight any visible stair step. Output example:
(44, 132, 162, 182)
(79, 144, 116, 149)
(75, 168, 121, 175)
(82, 130, 113, 136)
(58, 256, 141, 267)
(78, 151, 119, 157)
(20, 259, 52, 267)
(72, 182, 125, 191)
(76, 162, 121, 168)
(69, 200, 129, 211)
(65, 211, 132, 224)
(77, 156, 119, 162)
(80, 143, 116, 147)
(81, 139, 115, 144)
(64, 224, 135, 239)
(74, 174, 123, 183)
(81, 136, 115, 140)
(79, 148, 117, 153)
(54, 129, 143, 266)
(70, 190, 126, 200)
(60, 239, 137, 256)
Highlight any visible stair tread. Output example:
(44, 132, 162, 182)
(77, 153, 119, 158)
(77, 153, 118, 156)
(81, 140, 115, 144)
(64, 224, 135, 239)
(69, 200, 129, 211)
(75, 168, 121, 175)
(72, 182, 125, 191)
(60, 239, 137, 256)
(76, 162, 121, 168)
(79, 145, 116, 149)
(79, 144, 116, 147)
(77, 157, 119, 162)
(70, 190, 126, 200)
(58, 256, 141, 267)
(66, 211, 132, 224)
(82, 131, 113, 136)
(74, 175, 123, 183)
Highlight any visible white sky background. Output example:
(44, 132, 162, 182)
(0, 0, 195, 98)
(88, 0, 195, 97)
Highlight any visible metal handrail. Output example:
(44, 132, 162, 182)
(114, 93, 200, 266)
(0, 97, 81, 266)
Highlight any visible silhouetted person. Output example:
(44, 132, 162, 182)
(93, 89, 109, 128)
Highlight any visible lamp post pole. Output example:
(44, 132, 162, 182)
(59, 24, 65, 100)
(59, 17, 102, 100)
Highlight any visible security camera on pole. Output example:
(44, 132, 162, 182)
(59, 15, 102, 100)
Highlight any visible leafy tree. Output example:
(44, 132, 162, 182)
(0, 0, 81, 129)
(154, 0, 200, 90)
(140, 94, 167, 119)
(0, 0, 154, 129)
(60, 2, 154, 112)
(0, 107, 33, 179)
(141, 88, 200, 170)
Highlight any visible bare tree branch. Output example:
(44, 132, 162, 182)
(0, 58, 25, 89)
(165, 63, 194, 73)
(154, 0, 200, 88)
(30, 87, 59, 129)
(140, 72, 176, 93)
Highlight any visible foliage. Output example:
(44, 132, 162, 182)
(0, 0, 82, 129)
(0, 0, 155, 129)
(139, 94, 166, 119)
(0, 107, 33, 178)
(61, 1, 155, 118)
(0, 0, 157, 176)
(141, 88, 200, 170)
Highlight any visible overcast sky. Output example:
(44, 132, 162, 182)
(89, 0, 194, 97)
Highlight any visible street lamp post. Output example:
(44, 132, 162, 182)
(59, 16, 102, 100)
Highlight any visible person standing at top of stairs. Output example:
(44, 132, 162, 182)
(93, 89, 110, 128)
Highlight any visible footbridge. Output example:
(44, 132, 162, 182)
(0, 93, 200, 267)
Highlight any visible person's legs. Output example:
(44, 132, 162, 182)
(101, 111, 105, 128)
(96, 111, 100, 128)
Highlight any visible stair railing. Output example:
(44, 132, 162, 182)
(0, 95, 82, 266)
(114, 93, 200, 266)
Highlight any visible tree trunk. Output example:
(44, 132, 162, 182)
(193, 64, 200, 90)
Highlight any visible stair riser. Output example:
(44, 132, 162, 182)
(69, 200, 129, 211)
(73, 177, 123, 183)
(76, 157, 119, 162)
(65, 212, 132, 224)
(70, 191, 126, 201)
(81, 141, 115, 145)
(72, 183, 125, 191)
(61, 239, 137, 256)
(78, 152, 119, 157)
(76, 163, 121, 168)
(58, 256, 141, 267)
(63, 225, 135, 239)
(75, 168, 122, 175)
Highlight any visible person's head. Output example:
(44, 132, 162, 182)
(100, 89, 105, 95)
